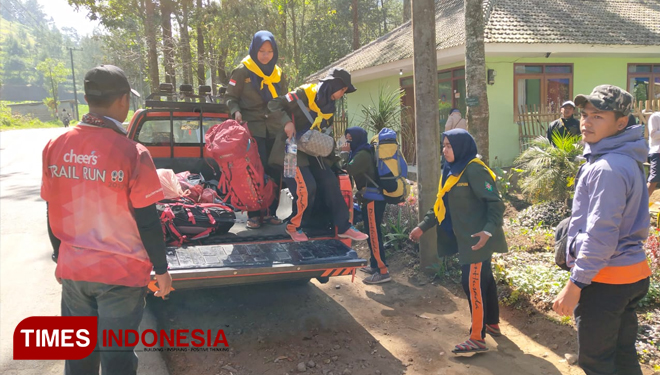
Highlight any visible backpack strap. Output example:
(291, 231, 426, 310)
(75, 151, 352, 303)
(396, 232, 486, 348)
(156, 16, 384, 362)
(292, 93, 315, 125)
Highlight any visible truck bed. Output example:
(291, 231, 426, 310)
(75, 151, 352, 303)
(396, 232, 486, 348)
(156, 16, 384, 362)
(153, 185, 367, 289)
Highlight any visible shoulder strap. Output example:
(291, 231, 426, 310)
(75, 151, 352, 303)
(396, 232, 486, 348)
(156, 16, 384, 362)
(292, 93, 315, 124)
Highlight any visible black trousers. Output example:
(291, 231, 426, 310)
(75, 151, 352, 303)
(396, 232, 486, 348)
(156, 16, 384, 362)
(61, 279, 148, 375)
(283, 158, 351, 234)
(575, 277, 649, 375)
(461, 258, 499, 341)
(248, 136, 282, 219)
(362, 200, 388, 274)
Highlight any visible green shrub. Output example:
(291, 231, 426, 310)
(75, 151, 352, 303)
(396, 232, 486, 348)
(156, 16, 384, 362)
(514, 133, 583, 204)
(360, 86, 406, 134)
(493, 252, 570, 307)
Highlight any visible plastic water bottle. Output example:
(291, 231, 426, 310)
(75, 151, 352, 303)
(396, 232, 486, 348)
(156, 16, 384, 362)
(284, 137, 297, 178)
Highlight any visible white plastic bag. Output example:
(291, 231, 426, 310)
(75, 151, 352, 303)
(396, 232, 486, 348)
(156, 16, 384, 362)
(157, 169, 184, 199)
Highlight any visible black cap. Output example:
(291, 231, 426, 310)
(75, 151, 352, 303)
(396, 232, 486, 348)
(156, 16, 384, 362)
(84, 65, 140, 98)
(320, 67, 357, 94)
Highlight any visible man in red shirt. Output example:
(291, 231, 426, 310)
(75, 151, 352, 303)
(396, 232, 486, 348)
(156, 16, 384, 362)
(41, 65, 172, 375)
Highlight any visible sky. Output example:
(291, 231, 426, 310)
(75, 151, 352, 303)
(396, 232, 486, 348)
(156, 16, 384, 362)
(37, 0, 100, 37)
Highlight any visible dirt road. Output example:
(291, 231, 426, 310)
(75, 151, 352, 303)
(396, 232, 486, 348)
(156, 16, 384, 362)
(153, 245, 598, 375)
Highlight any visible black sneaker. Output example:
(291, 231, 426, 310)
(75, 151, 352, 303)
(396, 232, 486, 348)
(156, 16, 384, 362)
(363, 273, 392, 284)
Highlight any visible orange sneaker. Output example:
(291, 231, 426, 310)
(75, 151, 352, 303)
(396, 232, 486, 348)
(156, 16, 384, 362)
(286, 227, 308, 242)
(338, 226, 368, 241)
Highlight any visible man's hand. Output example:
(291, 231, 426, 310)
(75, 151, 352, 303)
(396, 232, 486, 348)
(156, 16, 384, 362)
(54, 268, 62, 285)
(552, 280, 582, 317)
(409, 227, 423, 243)
(154, 272, 173, 299)
(234, 111, 243, 123)
(471, 231, 490, 250)
(284, 122, 295, 139)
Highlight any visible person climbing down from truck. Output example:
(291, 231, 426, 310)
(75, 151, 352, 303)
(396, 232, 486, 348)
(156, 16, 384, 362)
(268, 68, 368, 243)
(341, 127, 394, 284)
(409, 129, 508, 354)
(225, 30, 285, 229)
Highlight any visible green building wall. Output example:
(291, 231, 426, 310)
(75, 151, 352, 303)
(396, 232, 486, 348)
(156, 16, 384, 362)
(346, 56, 660, 166)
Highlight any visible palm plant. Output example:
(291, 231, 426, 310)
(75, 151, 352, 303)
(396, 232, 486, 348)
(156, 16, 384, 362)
(514, 133, 584, 205)
(360, 86, 407, 134)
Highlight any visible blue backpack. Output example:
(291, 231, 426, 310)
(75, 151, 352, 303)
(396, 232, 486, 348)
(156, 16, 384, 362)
(371, 128, 409, 204)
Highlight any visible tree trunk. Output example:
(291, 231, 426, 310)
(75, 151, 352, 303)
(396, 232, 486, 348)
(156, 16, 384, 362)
(144, 0, 160, 92)
(196, 0, 205, 87)
(209, 40, 217, 95)
(179, 0, 193, 85)
(403, 0, 410, 22)
(291, 1, 298, 72)
(217, 47, 228, 85)
(464, 0, 490, 163)
(412, 0, 440, 272)
(160, 0, 176, 89)
(381, 0, 388, 33)
(351, 0, 359, 50)
(281, 2, 287, 58)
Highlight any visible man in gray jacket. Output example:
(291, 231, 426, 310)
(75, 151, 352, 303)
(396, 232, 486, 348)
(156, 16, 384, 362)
(552, 85, 650, 375)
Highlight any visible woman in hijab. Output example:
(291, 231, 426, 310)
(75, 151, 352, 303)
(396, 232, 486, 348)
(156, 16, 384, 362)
(225, 30, 284, 229)
(409, 129, 508, 354)
(341, 127, 391, 284)
(268, 68, 368, 243)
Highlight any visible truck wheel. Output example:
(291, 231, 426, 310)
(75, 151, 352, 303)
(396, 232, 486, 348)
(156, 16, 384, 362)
(316, 276, 330, 284)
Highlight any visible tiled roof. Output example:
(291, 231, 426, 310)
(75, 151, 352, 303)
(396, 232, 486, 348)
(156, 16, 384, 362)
(306, 0, 660, 81)
(486, 0, 660, 44)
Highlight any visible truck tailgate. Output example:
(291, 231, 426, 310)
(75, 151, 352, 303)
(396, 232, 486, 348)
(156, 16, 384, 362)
(154, 240, 367, 289)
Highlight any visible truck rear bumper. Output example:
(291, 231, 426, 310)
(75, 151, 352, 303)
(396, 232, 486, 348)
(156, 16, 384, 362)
(148, 240, 367, 290)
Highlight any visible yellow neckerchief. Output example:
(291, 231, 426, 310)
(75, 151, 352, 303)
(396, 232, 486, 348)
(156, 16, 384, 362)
(433, 158, 496, 225)
(241, 55, 282, 99)
(301, 83, 333, 131)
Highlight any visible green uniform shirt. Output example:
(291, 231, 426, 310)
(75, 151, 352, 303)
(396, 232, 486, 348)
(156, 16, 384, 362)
(342, 149, 377, 191)
(267, 87, 338, 168)
(225, 64, 284, 139)
(418, 162, 508, 265)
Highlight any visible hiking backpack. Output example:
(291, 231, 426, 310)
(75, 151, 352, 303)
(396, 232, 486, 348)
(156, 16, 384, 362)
(157, 198, 236, 246)
(371, 128, 409, 204)
(204, 120, 276, 212)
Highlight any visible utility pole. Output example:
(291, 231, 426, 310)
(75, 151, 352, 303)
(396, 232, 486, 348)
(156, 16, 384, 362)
(412, 0, 440, 272)
(69, 47, 83, 120)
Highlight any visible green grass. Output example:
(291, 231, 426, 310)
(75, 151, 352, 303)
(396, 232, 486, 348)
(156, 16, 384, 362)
(0, 102, 63, 131)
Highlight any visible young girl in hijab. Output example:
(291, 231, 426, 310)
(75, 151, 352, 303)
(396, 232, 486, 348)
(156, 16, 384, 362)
(268, 68, 368, 243)
(342, 127, 393, 284)
(409, 129, 508, 353)
(225, 30, 284, 229)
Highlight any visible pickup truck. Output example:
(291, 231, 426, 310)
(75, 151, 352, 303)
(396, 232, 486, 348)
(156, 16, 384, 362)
(125, 84, 367, 290)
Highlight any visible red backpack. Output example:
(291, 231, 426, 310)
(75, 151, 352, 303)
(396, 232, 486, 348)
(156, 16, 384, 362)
(205, 120, 276, 212)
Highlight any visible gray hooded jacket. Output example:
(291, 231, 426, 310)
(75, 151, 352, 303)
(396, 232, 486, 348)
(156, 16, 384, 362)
(567, 125, 650, 285)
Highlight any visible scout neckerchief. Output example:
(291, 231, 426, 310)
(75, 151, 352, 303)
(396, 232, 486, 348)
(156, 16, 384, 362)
(433, 158, 496, 225)
(241, 55, 282, 100)
(301, 83, 333, 131)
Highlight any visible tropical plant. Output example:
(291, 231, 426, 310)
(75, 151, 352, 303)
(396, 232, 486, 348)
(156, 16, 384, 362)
(514, 133, 583, 205)
(360, 86, 407, 134)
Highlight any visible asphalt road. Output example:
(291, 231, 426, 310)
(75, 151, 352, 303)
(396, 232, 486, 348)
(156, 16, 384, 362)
(1, 128, 67, 375)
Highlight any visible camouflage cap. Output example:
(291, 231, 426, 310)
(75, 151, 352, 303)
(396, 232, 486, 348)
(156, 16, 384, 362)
(574, 85, 633, 116)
